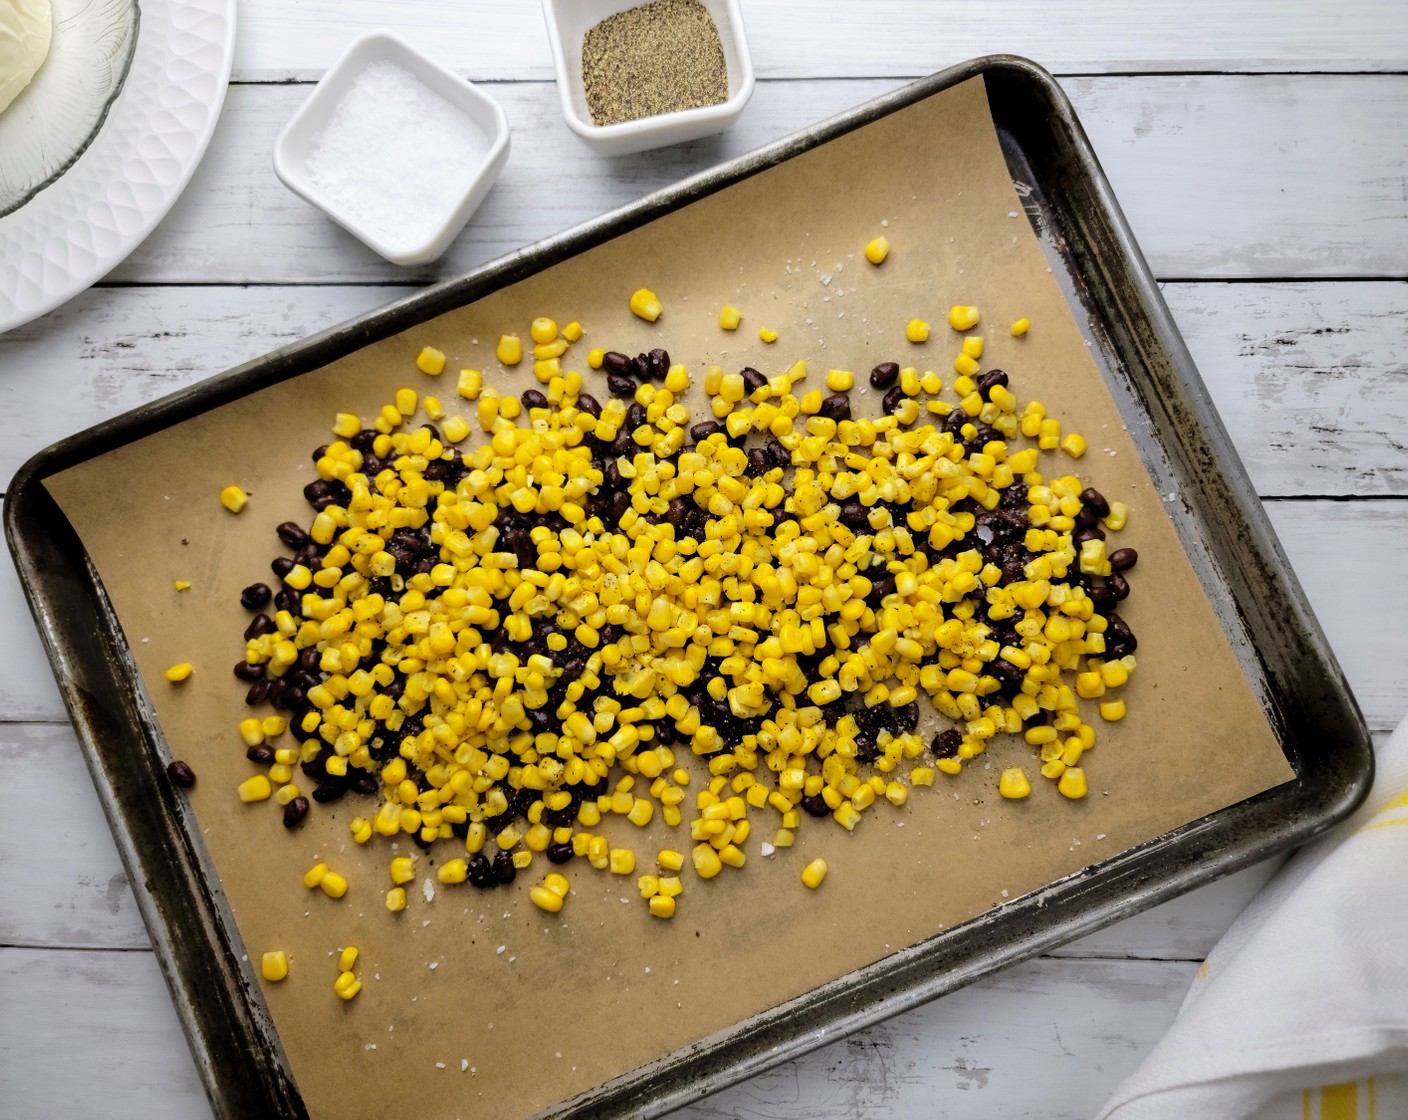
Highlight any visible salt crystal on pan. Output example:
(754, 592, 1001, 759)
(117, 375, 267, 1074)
(305, 60, 492, 251)
(422, 878, 435, 903)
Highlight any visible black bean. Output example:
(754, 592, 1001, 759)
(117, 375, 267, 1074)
(870, 361, 899, 388)
(166, 760, 197, 788)
(1073, 526, 1106, 546)
(349, 429, 377, 453)
(1108, 547, 1138, 572)
(274, 588, 300, 613)
(801, 794, 831, 817)
(607, 372, 636, 399)
(467, 853, 495, 889)
(690, 420, 723, 441)
(423, 461, 447, 482)
(819, 393, 852, 421)
(608, 491, 632, 522)
(766, 439, 791, 469)
(298, 646, 321, 672)
(282, 796, 310, 828)
(1107, 613, 1137, 654)
(240, 582, 272, 610)
(931, 729, 963, 758)
(493, 850, 518, 885)
(1080, 488, 1110, 518)
(233, 660, 264, 682)
(270, 557, 295, 580)
(602, 351, 632, 376)
(311, 785, 345, 804)
(647, 348, 670, 380)
(521, 389, 549, 410)
(840, 502, 868, 528)
(748, 447, 770, 477)
(546, 842, 575, 864)
(741, 366, 767, 394)
(244, 613, 275, 640)
(245, 679, 272, 706)
(246, 744, 275, 765)
(1108, 573, 1131, 601)
(1088, 583, 1115, 607)
(293, 543, 321, 568)
(977, 369, 1009, 398)
(882, 385, 906, 414)
(577, 393, 602, 417)
(626, 402, 647, 431)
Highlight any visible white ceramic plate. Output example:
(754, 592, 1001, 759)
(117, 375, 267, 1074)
(0, 0, 235, 333)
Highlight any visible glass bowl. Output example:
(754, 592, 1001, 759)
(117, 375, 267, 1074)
(0, 0, 140, 218)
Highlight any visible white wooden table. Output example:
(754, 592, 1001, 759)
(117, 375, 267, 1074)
(3, 4, 1406, 1116)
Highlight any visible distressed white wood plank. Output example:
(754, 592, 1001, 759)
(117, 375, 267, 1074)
(4, 282, 1406, 496)
(106, 75, 1408, 284)
(0, 724, 145, 949)
(231, 0, 1408, 81)
(0, 946, 1193, 1120)
(0, 949, 211, 1120)
(1174, 282, 1408, 496)
(1, 489, 1402, 728)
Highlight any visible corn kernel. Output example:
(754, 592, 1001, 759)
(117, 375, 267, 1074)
(334, 971, 361, 1000)
(609, 849, 636, 875)
(1058, 766, 1088, 799)
(658, 849, 684, 872)
(630, 288, 664, 322)
(496, 334, 523, 365)
(319, 872, 348, 899)
(338, 946, 358, 972)
(416, 346, 446, 375)
(164, 662, 193, 682)
(261, 951, 289, 982)
(303, 862, 328, 888)
(530, 885, 564, 913)
(1010, 317, 1030, 337)
(826, 369, 854, 392)
(530, 318, 558, 345)
(759, 327, 778, 344)
(998, 767, 1031, 799)
(386, 887, 407, 912)
(905, 319, 930, 343)
(801, 858, 828, 889)
(692, 843, 723, 879)
(718, 305, 742, 330)
(219, 485, 248, 513)
(864, 236, 890, 265)
(587, 348, 605, 369)
(238, 775, 272, 803)
(456, 368, 482, 400)
(438, 858, 468, 884)
(1061, 433, 1088, 458)
(949, 305, 981, 331)
(648, 895, 676, 918)
(1099, 698, 1127, 722)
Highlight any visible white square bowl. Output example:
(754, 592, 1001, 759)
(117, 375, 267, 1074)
(273, 32, 511, 266)
(542, 0, 754, 156)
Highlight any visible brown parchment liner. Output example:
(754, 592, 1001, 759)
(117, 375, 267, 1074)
(46, 78, 1292, 1120)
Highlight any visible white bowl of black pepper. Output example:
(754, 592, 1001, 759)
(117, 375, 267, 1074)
(542, 0, 754, 156)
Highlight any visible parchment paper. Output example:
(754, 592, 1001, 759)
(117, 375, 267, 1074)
(45, 77, 1292, 1119)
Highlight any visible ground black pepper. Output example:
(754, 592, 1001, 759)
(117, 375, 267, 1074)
(582, 0, 729, 127)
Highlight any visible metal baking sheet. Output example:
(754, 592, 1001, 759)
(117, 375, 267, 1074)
(6, 56, 1372, 1118)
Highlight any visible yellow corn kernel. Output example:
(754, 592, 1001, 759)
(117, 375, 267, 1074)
(954, 353, 980, 377)
(334, 971, 361, 1000)
(630, 288, 664, 322)
(772, 827, 795, 848)
(303, 862, 328, 888)
(319, 872, 348, 899)
(173, 580, 191, 591)
(219, 485, 248, 513)
(164, 662, 193, 682)
(238, 775, 272, 803)
(692, 843, 723, 879)
(758, 327, 778, 344)
(416, 346, 446, 375)
(658, 849, 685, 872)
(949, 305, 981, 331)
(638, 874, 660, 898)
(905, 319, 930, 343)
(1104, 501, 1129, 531)
(801, 858, 828, 889)
(648, 895, 677, 919)
(587, 348, 605, 369)
(1061, 433, 1088, 458)
(864, 236, 890, 265)
(389, 856, 416, 885)
(1099, 698, 1127, 721)
(530, 317, 558, 345)
(496, 334, 523, 365)
(530, 884, 564, 913)
(1010, 317, 1030, 337)
(348, 816, 372, 843)
(332, 412, 361, 438)
(261, 951, 289, 982)
(338, 946, 358, 972)
(826, 369, 854, 392)
(718, 305, 742, 330)
(609, 849, 636, 875)
(437, 858, 468, 885)
(456, 368, 481, 400)
(1058, 766, 1088, 799)
(998, 767, 1031, 799)
(562, 320, 583, 342)
(962, 336, 984, 360)
(385, 887, 407, 912)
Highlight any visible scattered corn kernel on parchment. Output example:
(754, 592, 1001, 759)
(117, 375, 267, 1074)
(45, 76, 1292, 1120)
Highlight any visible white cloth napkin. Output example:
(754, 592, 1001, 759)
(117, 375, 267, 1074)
(1097, 717, 1408, 1120)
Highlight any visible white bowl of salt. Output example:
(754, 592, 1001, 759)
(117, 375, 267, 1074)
(274, 32, 510, 266)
